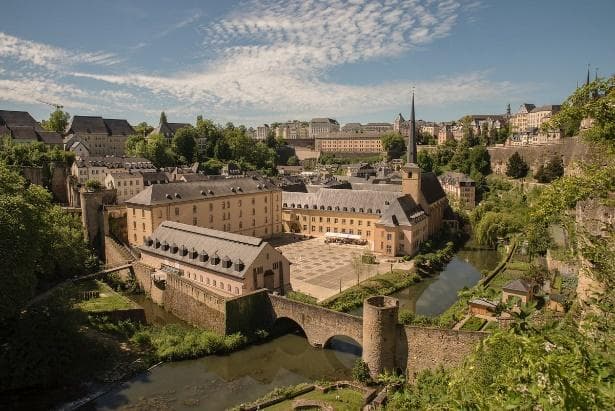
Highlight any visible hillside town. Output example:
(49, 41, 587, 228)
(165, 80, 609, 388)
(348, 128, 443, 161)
(1, 2, 614, 410)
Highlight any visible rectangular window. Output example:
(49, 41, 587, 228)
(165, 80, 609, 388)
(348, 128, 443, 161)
(386, 233, 392, 240)
(326, 217, 330, 223)
(193, 205, 197, 213)
(193, 217, 197, 225)
(358, 220, 362, 226)
(367, 221, 371, 226)
(141, 209, 145, 217)
(334, 218, 338, 223)
(175, 207, 179, 216)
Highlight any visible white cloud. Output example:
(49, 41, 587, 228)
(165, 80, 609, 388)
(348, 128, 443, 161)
(1, 1, 521, 124)
(0, 32, 120, 70)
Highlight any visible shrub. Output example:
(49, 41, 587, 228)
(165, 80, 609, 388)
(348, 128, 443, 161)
(287, 290, 318, 305)
(352, 359, 372, 384)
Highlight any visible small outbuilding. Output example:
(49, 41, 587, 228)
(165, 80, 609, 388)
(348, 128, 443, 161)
(502, 279, 533, 305)
(469, 298, 498, 316)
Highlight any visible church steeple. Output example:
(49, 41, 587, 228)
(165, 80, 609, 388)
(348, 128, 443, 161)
(407, 90, 417, 164)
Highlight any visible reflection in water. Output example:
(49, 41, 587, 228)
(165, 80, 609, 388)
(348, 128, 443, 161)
(350, 248, 501, 317)
(92, 334, 359, 411)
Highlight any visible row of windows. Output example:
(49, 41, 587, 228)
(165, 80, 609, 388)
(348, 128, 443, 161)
(302, 225, 371, 236)
(185, 271, 240, 295)
(299, 215, 372, 226)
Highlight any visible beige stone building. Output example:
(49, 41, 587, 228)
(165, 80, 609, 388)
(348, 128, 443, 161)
(275, 120, 309, 140)
(256, 124, 270, 140)
(509, 103, 536, 134)
(420, 122, 440, 138)
(105, 171, 145, 203)
(125, 176, 283, 246)
(502, 279, 533, 305)
(70, 156, 155, 185)
(139, 221, 291, 297)
(309, 118, 340, 139)
(284, 94, 449, 257)
(315, 132, 385, 153)
(437, 124, 454, 145)
(527, 105, 561, 130)
(438, 171, 476, 209)
(64, 116, 134, 157)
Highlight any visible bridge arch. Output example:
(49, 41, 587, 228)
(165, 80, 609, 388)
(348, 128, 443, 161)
(323, 334, 363, 356)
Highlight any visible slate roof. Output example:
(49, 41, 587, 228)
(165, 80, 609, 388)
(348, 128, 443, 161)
(378, 196, 425, 227)
(126, 176, 278, 206)
(0, 110, 42, 130)
(530, 105, 561, 113)
(350, 182, 401, 192)
(421, 172, 447, 204)
(283, 189, 402, 215)
(178, 173, 210, 182)
(37, 131, 63, 145)
(141, 171, 169, 185)
(469, 298, 498, 309)
(150, 121, 192, 139)
(103, 118, 135, 135)
(310, 118, 339, 124)
(438, 171, 475, 185)
(68, 116, 109, 134)
(75, 156, 153, 169)
(503, 279, 531, 293)
(9, 126, 39, 141)
(140, 221, 270, 279)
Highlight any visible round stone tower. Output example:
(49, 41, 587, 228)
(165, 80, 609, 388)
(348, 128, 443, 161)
(362, 296, 399, 377)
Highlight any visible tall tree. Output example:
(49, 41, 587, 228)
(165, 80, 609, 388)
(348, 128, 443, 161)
(41, 109, 70, 133)
(159, 111, 167, 125)
(506, 151, 529, 179)
(172, 127, 197, 164)
(380, 132, 406, 160)
(133, 122, 153, 137)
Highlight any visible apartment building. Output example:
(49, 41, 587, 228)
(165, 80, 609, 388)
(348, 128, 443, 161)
(315, 132, 385, 153)
(342, 122, 393, 133)
(420, 122, 440, 138)
(437, 124, 454, 145)
(71, 156, 155, 185)
(139, 221, 291, 297)
(105, 171, 145, 203)
(509, 104, 536, 134)
(438, 171, 476, 209)
(309, 118, 340, 139)
(255, 124, 270, 140)
(527, 105, 561, 130)
(64, 116, 134, 157)
(275, 120, 309, 140)
(125, 176, 283, 246)
(0, 110, 63, 147)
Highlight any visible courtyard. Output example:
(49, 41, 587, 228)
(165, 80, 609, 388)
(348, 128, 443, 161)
(272, 235, 405, 301)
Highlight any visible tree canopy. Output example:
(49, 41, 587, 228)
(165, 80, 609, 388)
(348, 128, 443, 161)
(41, 109, 70, 134)
(506, 151, 529, 179)
(381, 132, 406, 160)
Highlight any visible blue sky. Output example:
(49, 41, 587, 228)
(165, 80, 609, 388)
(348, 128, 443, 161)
(1, 0, 613, 127)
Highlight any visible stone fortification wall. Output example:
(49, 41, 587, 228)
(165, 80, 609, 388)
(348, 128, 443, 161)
(163, 271, 227, 334)
(268, 294, 363, 347)
(488, 138, 593, 175)
(363, 296, 399, 376)
(397, 326, 485, 381)
(132, 261, 164, 304)
(225, 289, 273, 335)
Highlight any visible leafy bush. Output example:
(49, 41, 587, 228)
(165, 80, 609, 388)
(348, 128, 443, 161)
(287, 290, 318, 305)
(351, 359, 372, 384)
(460, 316, 486, 331)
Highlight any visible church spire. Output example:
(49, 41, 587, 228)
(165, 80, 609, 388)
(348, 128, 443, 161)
(408, 89, 417, 164)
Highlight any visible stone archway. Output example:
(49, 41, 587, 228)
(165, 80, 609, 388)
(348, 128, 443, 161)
(323, 334, 363, 356)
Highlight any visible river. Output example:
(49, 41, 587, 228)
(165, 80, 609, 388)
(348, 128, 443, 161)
(89, 247, 499, 410)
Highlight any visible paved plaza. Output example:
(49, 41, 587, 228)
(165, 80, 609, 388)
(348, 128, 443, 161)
(272, 236, 398, 301)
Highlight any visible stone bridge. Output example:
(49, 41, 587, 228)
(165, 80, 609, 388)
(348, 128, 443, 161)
(267, 294, 485, 379)
(268, 294, 363, 348)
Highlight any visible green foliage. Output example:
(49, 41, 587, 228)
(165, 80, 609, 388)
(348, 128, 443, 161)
(125, 134, 148, 157)
(398, 310, 438, 326)
(460, 316, 486, 331)
(172, 126, 197, 163)
(84, 179, 103, 191)
(417, 150, 434, 171)
(534, 155, 564, 183)
(286, 291, 318, 305)
(506, 151, 529, 178)
(0, 138, 74, 167)
(145, 133, 175, 168)
(133, 121, 153, 137)
(351, 359, 372, 384)
(0, 163, 98, 327)
(380, 132, 406, 159)
(130, 324, 247, 361)
(286, 155, 299, 166)
(41, 108, 70, 133)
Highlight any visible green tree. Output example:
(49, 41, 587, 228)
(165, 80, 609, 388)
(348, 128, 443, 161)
(133, 122, 153, 137)
(381, 132, 406, 160)
(469, 145, 491, 175)
(147, 133, 174, 167)
(506, 151, 529, 178)
(287, 155, 299, 166)
(125, 135, 147, 157)
(535, 155, 564, 183)
(417, 150, 434, 172)
(41, 109, 70, 133)
(172, 126, 197, 163)
(84, 179, 103, 191)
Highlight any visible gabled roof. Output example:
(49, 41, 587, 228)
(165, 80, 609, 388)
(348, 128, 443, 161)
(283, 188, 403, 215)
(103, 118, 135, 136)
(37, 131, 63, 145)
(503, 279, 531, 293)
(378, 196, 425, 227)
(530, 105, 561, 113)
(149, 121, 191, 139)
(9, 126, 39, 141)
(438, 171, 475, 185)
(421, 172, 447, 204)
(126, 176, 278, 206)
(141, 171, 169, 185)
(0, 110, 42, 130)
(140, 221, 272, 279)
(67, 116, 108, 134)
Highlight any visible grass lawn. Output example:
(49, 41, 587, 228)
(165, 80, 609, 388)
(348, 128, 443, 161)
(488, 269, 526, 292)
(72, 279, 138, 312)
(461, 316, 487, 331)
(266, 388, 364, 411)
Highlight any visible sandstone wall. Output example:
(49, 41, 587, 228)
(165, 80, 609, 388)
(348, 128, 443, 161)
(133, 261, 164, 304)
(163, 271, 227, 334)
(397, 326, 484, 381)
(225, 289, 273, 335)
(268, 294, 363, 347)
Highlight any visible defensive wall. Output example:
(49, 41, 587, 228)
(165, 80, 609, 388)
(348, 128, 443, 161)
(131, 267, 484, 379)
